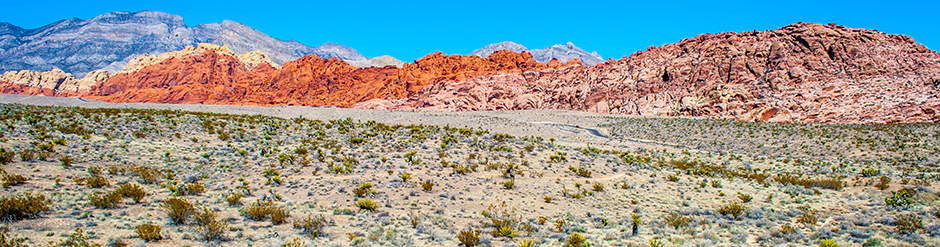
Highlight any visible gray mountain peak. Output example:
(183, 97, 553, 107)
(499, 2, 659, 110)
(0, 10, 367, 76)
(469, 41, 603, 65)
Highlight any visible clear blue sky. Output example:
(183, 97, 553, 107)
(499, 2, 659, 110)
(3, 0, 938, 62)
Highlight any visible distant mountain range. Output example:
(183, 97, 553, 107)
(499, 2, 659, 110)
(0, 11, 368, 76)
(470, 41, 604, 65)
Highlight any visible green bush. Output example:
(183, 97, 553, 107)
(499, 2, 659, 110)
(0, 193, 50, 221)
(356, 199, 378, 212)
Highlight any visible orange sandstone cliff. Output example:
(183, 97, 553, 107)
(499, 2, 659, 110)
(2, 23, 938, 124)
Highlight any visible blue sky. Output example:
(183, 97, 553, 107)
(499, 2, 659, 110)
(4, 0, 938, 62)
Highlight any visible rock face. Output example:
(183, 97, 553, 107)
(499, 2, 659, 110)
(88, 46, 549, 107)
(367, 23, 940, 124)
(0, 11, 365, 76)
(308, 42, 369, 62)
(0, 69, 108, 96)
(346, 55, 405, 68)
(2, 22, 938, 124)
(470, 41, 604, 65)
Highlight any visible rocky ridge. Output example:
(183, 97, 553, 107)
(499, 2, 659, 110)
(1, 22, 937, 124)
(470, 41, 604, 65)
(85, 45, 565, 107)
(345, 55, 405, 68)
(0, 11, 366, 76)
(367, 23, 940, 123)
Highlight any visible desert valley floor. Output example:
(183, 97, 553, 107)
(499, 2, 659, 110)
(0, 94, 938, 247)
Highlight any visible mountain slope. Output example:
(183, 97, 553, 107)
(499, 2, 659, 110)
(470, 41, 603, 65)
(1, 22, 937, 124)
(369, 23, 940, 123)
(0, 11, 366, 76)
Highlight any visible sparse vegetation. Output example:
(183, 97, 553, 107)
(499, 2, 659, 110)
(0, 103, 936, 245)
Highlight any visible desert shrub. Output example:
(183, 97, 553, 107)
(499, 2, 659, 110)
(294, 214, 328, 239)
(192, 207, 227, 241)
(270, 207, 290, 225)
(352, 182, 374, 197)
(54, 228, 101, 247)
(86, 166, 102, 176)
(88, 192, 122, 209)
(885, 188, 915, 208)
(774, 174, 844, 190)
(860, 168, 880, 177)
(57, 156, 72, 167)
(797, 207, 818, 226)
(400, 173, 411, 183)
(115, 183, 146, 203)
(549, 152, 567, 163)
(174, 182, 205, 196)
(517, 238, 536, 247)
(565, 232, 588, 247)
(84, 175, 110, 188)
(421, 181, 434, 191)
(569, 166, 592, 178)
(665, 212, 690, 230)
(241, 200, 290, 224)
(666, 174, 680, 182)
(162, 197, 195, 224)
(0, 148, 15, 165)
(896, 213, 923, 234)
(131, 166, 161, 184)
(356, 199, 378, 212)
(225, 193, 243, 206)
(592, 183, 604, 192)
(0, 226, 27, 246)
(0, 193, 50, 221)
(1, 174, 26, 188)
(718, 201, 746, 220)
(738, 193, 753, 203)
(503, 181, 514, 190)
(544, 196, 553, 203)
(495, 225, 517, 238)
(136, 224, 162, 242)
(711, 179, 722, 188)
(819, 239, 839, 247)
(18, 149, 34, 162)
(457, 229, 480, 246)
(875, 176, 891, 190)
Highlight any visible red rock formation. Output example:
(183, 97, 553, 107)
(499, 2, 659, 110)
(87, 47, 552, 107)
(93, 49, 278, 105)
(359, 23, 940, 124)
(2, 23, 938, 124)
